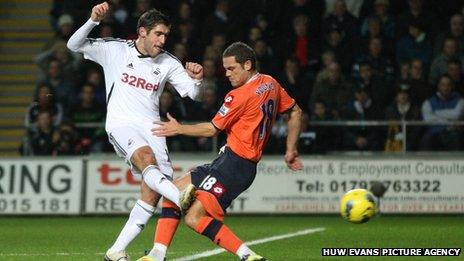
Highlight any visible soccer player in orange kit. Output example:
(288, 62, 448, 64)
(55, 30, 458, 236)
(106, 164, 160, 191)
(140, 42, 303, 261)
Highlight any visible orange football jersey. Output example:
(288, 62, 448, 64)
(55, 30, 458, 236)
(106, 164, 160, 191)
(212, 74, 295, 162)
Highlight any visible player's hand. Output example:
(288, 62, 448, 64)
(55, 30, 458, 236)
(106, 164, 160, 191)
(152, 113, 182, 137)
(91, 2, 109, 22)
(185, 62, 203, 81)
(284, 150, 303, 171)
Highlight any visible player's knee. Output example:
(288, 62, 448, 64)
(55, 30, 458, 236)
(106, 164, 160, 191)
(184, 210, 201, 229)
(132, 147, 156, 168)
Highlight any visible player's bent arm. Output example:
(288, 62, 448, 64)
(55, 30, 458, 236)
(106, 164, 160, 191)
(179, 122, 219, 137)
(285, 104, 302, 153)
(66, 18, 100, 52)
(284, 104, 303, 170)
(186, 80, 204, 102)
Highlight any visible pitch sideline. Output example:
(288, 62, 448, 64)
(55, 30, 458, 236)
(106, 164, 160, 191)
(172, 227, 326, 261)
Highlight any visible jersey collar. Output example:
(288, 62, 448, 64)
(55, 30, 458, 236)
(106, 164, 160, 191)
(245, 73, 260, 85)
(133, 40, 152, 58)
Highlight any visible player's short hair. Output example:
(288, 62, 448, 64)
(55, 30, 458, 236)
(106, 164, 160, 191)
(137, 9, 170, 32)
(223, 42, 257, 70)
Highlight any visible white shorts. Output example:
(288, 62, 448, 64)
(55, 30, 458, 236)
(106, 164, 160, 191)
(107, 124, 173, 177)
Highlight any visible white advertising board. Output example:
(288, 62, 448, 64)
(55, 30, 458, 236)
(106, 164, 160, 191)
(0, 159, 82, 214)
(231, 158, 464, 213)
(84, 158, 209, 214)
(85, 156, 464, 214)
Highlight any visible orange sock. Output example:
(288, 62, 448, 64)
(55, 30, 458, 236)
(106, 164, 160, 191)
(195, 216, 243, 254)
(154, 200, 180, 247)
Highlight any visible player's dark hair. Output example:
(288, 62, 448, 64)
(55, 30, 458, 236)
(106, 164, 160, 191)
(223, 42, 257, 70)
(137, 9, 171, 32)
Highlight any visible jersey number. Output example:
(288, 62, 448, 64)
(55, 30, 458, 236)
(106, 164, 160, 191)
(259, 99, 275, 139)
(199, 175, 217, 190)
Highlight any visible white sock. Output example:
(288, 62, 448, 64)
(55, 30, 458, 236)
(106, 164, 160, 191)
(236, 244, 256, 259)
(109, 200, 154, 252)
(148, 243, 167, 260)
(142, 165, 181, 207)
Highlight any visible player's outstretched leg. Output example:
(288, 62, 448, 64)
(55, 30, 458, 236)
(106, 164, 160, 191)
(105, 181, 160, 261)
(139, 176, 196, 261)
(184, 200, 266, 260)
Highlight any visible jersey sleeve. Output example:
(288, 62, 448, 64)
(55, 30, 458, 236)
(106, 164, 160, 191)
(167, 59, 202, 101)
(80, 38, 116, 65)
(67, 18, 113, 65)
(212, 91, 245, 130)
(277, 82, 296, 114)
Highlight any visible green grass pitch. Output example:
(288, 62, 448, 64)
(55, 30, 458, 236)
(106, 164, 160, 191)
(0, 215, 462, 260)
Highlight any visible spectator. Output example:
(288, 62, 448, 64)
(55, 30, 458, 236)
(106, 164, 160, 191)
(35, 41, 82, 82)
(254, 39, 278, 76)
(360, 17, 394, 58)
(26, 111, 56, 155)
(396, 19, 433, 70)
(85, 68, 106, 104)
(429, 38, 464, 84)
(159, 89, 185, 121)
(283, 0, 325, 36)
(309, 100, 341, 153)
(278, 57, 313, 112)
(353, 36, 395, 84)
(170, 21, 201, 61)
(434, 14, 464, 57)
(159, 90, 186, 151)
(125, 0, 151, 38)
(99, 23, 115, 38)
(352, 62, 391, 110)
(360, 0, 395, 40)
(322, 25, 353, 72)
(199, 58, 230, 100)
(315, 50, 337, 83)
(397, 0, 438, 39)
(43, 14, 74, 50)
(210, 33, 227, 54)
(342, 87, 383, 151)
(247, 26, 263, 47)
(107, 0, 130, 38)
(310, 62, 352, 118)
(38, 59, 76, 114)
(202, 45, 224, 82)
(384, 90, 421, 151)
(447, 58, 464, 94)
(398, 61, 411, 84)
(285, 15, 320, 71)
(323, 0, 359, 42)
(421, 75, 464, 150)
(174, 1, 198, 27)
(70, 84, 106, 153)
(172, 43, 189, 64)
(53, 121, 81, 155)
(400, 59, 434, 106)
(325, 0, 367, 18)
(201, 0, 230, 44)
(189, 88, 220, 151)
(25, 83, 63, 129)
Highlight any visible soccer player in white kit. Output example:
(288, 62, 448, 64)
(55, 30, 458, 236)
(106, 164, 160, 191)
(67, 2, 202, 260)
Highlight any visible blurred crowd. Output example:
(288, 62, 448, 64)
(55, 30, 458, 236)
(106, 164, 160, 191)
(21, 0, 464, 155)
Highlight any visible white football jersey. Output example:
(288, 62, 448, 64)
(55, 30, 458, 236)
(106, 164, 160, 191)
(67, 19, 201, 131)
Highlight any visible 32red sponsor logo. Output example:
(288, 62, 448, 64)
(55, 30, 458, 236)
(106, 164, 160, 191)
(121, 72, 159, 91)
